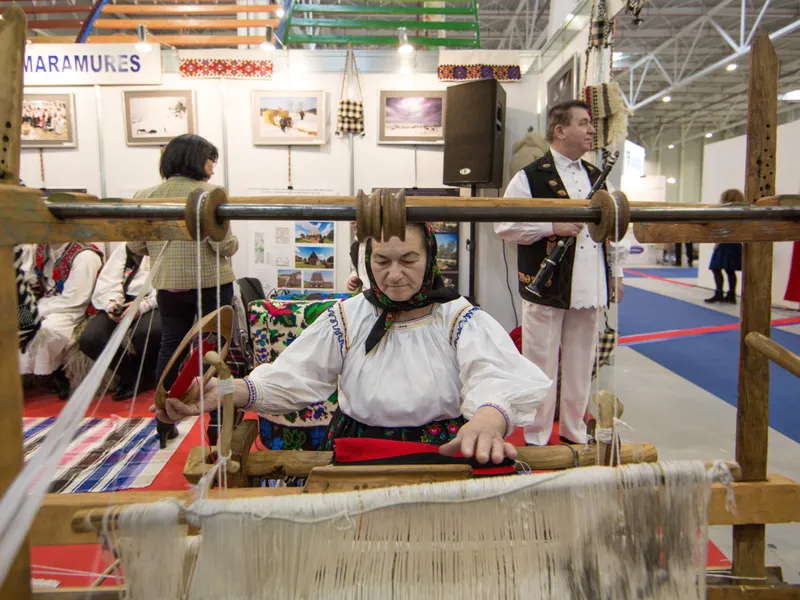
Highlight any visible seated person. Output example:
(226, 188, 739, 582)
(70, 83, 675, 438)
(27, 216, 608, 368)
(19, 242, 103, 400)
(78, 243, 161, 401)
(154, 223, 552, 464)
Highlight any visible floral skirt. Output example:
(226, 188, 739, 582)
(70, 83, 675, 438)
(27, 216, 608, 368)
(319, 409, 465, 451)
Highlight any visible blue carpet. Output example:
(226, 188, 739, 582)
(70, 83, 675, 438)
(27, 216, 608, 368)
(624, 267, 698, 279)
(618, 286, 738, 337)
(632, 328, 800, 444)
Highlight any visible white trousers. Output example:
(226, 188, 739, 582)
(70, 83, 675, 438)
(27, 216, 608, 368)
(18, 313, 77, 376)
(521, 300, 598, 446)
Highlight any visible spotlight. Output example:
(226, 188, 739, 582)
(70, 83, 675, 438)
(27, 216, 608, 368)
(667, 177, 676, 184)
(662, 96, 671, 103)
(136, 24, 152, 52)
(398, 27, 413, 54)
(726, 63, 737, 72)
(668, 144, 675, 149)
(705, 132, 713, 138)
(261, 24, 277, 51)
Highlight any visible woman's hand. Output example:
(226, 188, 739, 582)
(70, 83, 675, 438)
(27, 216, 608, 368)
(439, 406, 517, 464)
(149, 377, 223, 423)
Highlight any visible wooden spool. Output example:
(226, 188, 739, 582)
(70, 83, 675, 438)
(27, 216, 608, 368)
(356, 189, 382, 241)
(185, 187, 230, 242)
(153, 305, 234, 410)
(588, 189, 631, 242)
(382, 188, 407, 241)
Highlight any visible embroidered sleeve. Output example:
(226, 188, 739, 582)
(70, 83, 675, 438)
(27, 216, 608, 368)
(327, 301, 350, 358)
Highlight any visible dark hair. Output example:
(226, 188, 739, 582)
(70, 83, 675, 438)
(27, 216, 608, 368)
(159, 134, 219, 181)
(720, 188, 744, 204)
(546, 100, 591, 142)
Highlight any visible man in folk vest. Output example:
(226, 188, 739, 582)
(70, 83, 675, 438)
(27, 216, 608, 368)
(495, 100, 624, 446)
(18, 242, 103, 399)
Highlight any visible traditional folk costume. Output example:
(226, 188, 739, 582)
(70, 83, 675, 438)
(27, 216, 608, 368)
(18, 243, 103, 381)
(78, 244, 161, 398)
(242, 225, 551, 457)
(496, 149, 623, 446)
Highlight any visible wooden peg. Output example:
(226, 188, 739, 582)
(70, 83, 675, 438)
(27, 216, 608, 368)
(185, 187, 230, 242)
(382, 188, 406, 241)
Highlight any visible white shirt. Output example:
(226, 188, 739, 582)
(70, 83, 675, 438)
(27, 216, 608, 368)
(91, 244, 156, 313)
(248, 294, 552, 430)
(496, 148, 624, 309)
(36, 244, 103, 320)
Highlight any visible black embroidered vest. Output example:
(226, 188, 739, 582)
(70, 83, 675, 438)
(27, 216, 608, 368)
(516, 151, 611, 309)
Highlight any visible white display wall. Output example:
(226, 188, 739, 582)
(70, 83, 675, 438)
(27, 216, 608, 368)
(699, 118, 800, 310)
(19, 48, 542, 331)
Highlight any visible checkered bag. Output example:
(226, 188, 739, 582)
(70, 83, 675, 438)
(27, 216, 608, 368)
(336, 45, 365, 136)
(592, 309, 617, 380)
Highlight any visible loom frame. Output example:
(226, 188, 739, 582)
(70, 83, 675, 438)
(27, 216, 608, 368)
(1, 3, 799, 596)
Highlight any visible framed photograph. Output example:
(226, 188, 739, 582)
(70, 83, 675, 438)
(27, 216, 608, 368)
(295, 245, 334, 270)
(434, 232, 458, 272)
(21, 94, 76, 148)
(547, 54, 580, 115)
(277, 269, 302, 288)
(123, 90, 196, 146)
(252, 90, 325, 145)
(296, 221, 334, 245)
(378, 90, 446, 145)
(303, 269, 335, 290)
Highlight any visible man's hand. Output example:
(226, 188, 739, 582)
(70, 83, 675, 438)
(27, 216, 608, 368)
(553, 223, 584, 237)
(107, 301, 123, 323)
(346, 274, 361, 292)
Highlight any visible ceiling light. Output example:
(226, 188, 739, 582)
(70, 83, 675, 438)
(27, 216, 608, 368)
(668, 144, 675, 149)
(135, 24, 152, 52)
(667, 177, 676, 184)
(276, 7, 285, 18)
(782, 89, 800, 101)
(726, 63, 737, 71)
(612, 51, 625, 62)
(565, 13, 574, 20)
(662, 95, 671, 103)
(261, 24, 277, 51)
(398, 27, 413, 54)
(705, 132, 713, 138)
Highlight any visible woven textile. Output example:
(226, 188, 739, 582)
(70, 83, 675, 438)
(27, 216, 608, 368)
(437, 64, 521, 82)
(179, 58, 273, 80)
(585, 81, 629, 150)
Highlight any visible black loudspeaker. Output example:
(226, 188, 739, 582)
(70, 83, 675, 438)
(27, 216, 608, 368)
(443, 79, 507, 189)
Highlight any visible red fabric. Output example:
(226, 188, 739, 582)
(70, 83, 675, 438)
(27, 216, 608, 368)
(509, 326, 522, 352)
(785, 242, 800, 302)
(333, 438, 516, 475)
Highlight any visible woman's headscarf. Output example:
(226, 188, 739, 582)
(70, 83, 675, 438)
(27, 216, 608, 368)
(362, 223, 461, 353)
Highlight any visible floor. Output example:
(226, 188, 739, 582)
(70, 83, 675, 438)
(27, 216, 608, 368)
(606, 266, 800, 584)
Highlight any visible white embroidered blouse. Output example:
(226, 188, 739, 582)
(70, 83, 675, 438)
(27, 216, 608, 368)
(247, 294, 551, 432)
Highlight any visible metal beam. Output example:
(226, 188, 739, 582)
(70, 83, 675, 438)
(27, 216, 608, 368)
(625, 18, 800, 110)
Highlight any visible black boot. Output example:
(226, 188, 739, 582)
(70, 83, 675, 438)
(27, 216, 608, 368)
(50, 368, 70, 400)
(704, 291, 724, 303)
(112, 382, 136, 401)
(724, 291, 737, 304)
(156, 420, 179, 449)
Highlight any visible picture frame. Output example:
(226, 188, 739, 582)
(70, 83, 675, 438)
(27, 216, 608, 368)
(546, 54, 580, 115)
(251, 90, 326, 145)
(123, 90, 196, 146)
(21, 93, 77, 148)
(378, 90, 447, 145)
(434, 231, 458, 272)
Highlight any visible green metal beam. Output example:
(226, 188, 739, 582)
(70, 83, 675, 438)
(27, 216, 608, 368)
(290, 4, 474, 15)
(287, 33, 479, 46)
(289, 18, 477, 31)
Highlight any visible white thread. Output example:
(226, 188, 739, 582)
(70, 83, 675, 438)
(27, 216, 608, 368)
(0, 243, 170, 586)
(196, 194, 207, 473)
(110, 461, 713, 600)
(708, 460, 737, 515)
(216, 377, 235, 395)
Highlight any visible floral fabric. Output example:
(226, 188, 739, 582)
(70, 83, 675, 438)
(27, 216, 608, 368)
(249, 298, 339, 450)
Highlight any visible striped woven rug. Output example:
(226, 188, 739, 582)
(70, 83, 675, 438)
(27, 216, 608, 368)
(23, 416, 197, 493)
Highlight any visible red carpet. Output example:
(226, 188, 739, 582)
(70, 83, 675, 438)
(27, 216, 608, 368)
(25, 389, 730, 587)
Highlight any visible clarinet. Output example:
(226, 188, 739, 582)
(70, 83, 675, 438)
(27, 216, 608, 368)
(525, 151, 620, 297)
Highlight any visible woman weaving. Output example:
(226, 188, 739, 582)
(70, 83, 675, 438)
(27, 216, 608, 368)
(153, 223, 551, 464)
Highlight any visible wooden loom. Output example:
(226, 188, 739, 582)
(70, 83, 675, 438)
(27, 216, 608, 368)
(2, 4, 800, 598)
